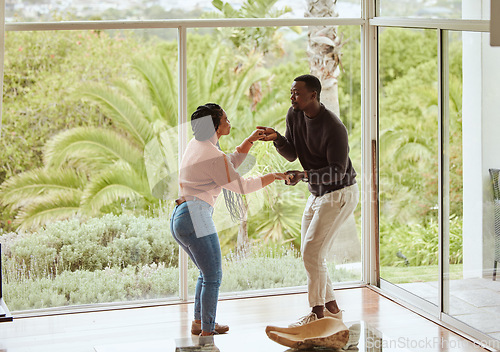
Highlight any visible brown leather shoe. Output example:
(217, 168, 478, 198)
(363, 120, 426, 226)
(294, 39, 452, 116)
(191, 321, 229, 335)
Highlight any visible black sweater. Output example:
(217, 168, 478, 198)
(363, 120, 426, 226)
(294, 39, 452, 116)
(274, 104, 357, 196)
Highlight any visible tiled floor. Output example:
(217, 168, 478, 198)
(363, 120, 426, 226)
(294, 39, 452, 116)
(397, 278, 500, 340)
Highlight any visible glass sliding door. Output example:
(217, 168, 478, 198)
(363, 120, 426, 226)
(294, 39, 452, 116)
(378, 27, 440, 306)
(376, 23, 499, 349)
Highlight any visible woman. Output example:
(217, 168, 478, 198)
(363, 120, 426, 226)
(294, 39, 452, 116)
(170, 103, 289, 336)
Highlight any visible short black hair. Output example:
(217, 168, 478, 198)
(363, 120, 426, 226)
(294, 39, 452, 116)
(190, 103, 224, 141)
(294, 74, 321, 102)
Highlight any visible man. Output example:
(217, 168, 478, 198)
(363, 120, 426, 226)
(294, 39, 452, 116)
(258, 74, 358, 327)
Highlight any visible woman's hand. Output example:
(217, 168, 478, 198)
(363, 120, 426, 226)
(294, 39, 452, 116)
(273, 172, 292, 182)
(247, 128, 266, 144)
(262, 172, 291, 187)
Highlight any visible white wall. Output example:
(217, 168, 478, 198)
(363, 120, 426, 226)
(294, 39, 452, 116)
(462, 0, 500, 278)
(481, 30, 500, 274)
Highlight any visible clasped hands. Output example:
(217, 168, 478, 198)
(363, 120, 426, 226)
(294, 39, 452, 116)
(248, 126, 307, 186)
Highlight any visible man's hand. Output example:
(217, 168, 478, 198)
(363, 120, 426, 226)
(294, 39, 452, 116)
(272, 173, 292, 183)
(256, 126, 278, 141)
(285, 170, 306, 186)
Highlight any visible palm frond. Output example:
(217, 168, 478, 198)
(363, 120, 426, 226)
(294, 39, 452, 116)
(203, 47, 222, 97)
(79, 83, 154, 147)
(215, 55, 265, 113)
(112, 79, 155, 123)
(187, 47, 224, 109)
(379, 175, 422, 223)
(251, 188, 303, 244)
(14, 191, 82, 231)
(186, 49, 270, 118)
(81, 167, 152, 214)
(0, 168, 86, 211)
(254, 101, 289, 130)
(393, 141, 432, 163)
(226, 62, 269, 111)
(144, 127, 179, 200)
(131, 56, 178, 126)
(44, 127, 145, 173)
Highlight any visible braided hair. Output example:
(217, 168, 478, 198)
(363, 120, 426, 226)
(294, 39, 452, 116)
(190, 103, 245, 222)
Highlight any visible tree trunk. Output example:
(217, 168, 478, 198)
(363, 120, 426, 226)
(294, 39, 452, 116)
(237, 196, 250, 255)
(305, 0, 342, 116)
(305, 0, 360, 264)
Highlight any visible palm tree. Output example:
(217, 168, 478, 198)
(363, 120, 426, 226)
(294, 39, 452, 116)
(305, 0, 344, 116)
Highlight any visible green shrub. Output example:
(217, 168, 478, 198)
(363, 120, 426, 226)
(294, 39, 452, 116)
(4, 264, 180, 310)
(220, 244, 358, 292)
(2, 213, 179, 280)
(2, 234, 359, 311)
(380, 264, 463, 284)
(380, 215, 463, 266)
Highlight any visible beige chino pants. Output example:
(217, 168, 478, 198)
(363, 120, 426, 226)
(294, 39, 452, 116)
(300, 183, 359, 307)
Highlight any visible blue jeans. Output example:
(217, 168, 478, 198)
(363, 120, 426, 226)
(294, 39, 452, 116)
(170, 199, 222, 333)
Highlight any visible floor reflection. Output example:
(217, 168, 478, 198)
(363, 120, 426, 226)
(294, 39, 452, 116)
(95, 320, 422, 352)
(175, 321, 377, 352)
(175, 335, 220, 351)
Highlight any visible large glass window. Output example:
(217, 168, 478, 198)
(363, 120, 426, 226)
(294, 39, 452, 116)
(0, 22, 363, 311)
(0, 28, 180, 311)
(378, 27, 439, 306)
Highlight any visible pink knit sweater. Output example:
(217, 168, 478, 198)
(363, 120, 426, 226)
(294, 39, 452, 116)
(178, 135, 263, 207)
